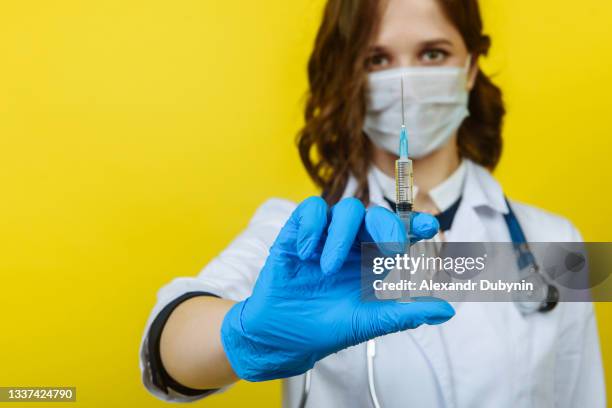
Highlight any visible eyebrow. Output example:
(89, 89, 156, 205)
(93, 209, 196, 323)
(366, 45, 385, 54)
(420, 38, 454, 48)
(367, 38, 454, 52)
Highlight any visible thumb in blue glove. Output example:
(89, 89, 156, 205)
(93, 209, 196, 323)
(220, 196, 454, 382)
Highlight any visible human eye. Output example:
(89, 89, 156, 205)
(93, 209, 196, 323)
(365, 51, 392, 72)
(419, 48, 449, 65)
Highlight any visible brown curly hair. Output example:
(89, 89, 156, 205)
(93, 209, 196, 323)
(296, 0, 505, 205)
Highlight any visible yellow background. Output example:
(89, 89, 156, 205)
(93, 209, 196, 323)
(0, 0, 610, 407)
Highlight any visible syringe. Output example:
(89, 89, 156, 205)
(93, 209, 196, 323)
(395, 77, 415, 303)
(395, 77, 414, 239)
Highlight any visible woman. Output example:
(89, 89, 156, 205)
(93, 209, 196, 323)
(140, 0, 605, 406)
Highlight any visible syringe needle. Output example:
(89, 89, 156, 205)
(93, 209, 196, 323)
(401, 76, 405, 127)
(399, 76, 408, 159)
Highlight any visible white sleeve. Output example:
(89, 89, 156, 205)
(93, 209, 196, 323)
(568, 304, 606, 407)
(139, 198, 296, 402)
(554, 223, 606, 407)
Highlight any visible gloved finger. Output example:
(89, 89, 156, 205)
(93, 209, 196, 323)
(379, 298, 455, 329)
(410, 213, 439, 243)
(358, 206, 407, 256)
(271, 196, 328, 258)
(295, 196, 328, 260)
(320, 198, 365, 275)
(360, 298, 455, 341)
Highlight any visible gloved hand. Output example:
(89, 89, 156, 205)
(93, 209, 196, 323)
(220, 196, 454, 382)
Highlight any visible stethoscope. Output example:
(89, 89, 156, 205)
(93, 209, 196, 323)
(297, 197, 558, 408)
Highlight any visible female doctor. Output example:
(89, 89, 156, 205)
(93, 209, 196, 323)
(140, 0, 605, 406)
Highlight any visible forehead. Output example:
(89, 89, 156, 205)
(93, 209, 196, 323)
(374, 0, 463, 45)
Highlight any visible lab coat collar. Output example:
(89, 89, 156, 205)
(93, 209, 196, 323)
(441, 160, 508, 243)
(461, 159, 509, 215)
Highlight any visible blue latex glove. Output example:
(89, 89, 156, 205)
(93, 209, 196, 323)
(220, 196, 454, 382)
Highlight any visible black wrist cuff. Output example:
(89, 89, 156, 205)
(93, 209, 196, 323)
(147, 291, 221, 396)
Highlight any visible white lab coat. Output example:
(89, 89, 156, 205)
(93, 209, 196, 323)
(140, 159, 606, 407)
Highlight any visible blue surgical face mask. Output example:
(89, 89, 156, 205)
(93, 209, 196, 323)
(363, 58, 471, 158)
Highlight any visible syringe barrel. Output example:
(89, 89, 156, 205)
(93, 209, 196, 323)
(395, 158, 414, 234)
(395, 158, 414, 208)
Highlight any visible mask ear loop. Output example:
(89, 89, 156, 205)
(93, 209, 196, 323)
(464, 54, 473, 71)
(464, 54, 474, 90)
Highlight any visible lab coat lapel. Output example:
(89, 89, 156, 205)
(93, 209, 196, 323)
(445, 162, 490, 242)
